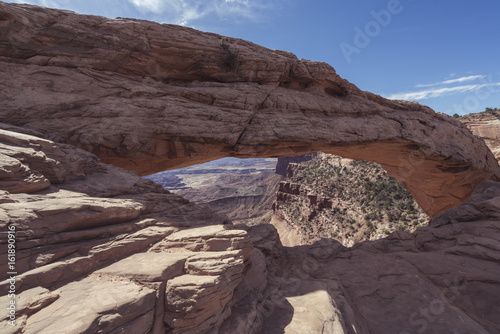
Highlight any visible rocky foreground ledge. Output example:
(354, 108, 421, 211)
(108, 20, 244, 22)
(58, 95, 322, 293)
(0, 2, 499, 333)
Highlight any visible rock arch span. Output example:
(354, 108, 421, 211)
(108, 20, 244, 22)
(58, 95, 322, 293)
(0, 2, 499, 216)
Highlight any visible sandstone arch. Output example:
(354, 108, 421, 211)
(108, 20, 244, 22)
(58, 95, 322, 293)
(0, 3, 499, 216)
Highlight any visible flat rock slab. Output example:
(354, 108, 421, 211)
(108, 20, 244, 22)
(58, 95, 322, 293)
(0, 225, 177, 294)
(165, 225, 239, 240)
(150, 225, 252, 259)
(185, 250, 244, 276)
(1, 195, 144, 240)
(23, 276, 156, 334)
(0, 287, 59, 323)
(94, 252, 188, 282)
(261, 280, 347, 334)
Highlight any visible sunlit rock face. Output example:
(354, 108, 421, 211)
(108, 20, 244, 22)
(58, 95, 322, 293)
(0, 3, 499, 334)
(461, 111, 500, 160)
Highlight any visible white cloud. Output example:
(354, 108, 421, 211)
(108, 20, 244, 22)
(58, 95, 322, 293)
(12, 0, 275, 26)
(416, 75, 486, 88)
(12, 0, 70, 8)
(385, 73, 500, 101)
(386, 83, 500, 101)
(129, 0, 181, 14)
(40, 0, 65, 7)
(128, 0, 273, 25)
(12, 0, 38, 4)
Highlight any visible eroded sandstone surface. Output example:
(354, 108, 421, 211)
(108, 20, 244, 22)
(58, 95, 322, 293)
(0, 2, 499, 334)
(1, 2, 499, 216)
(462, 112, 500, 161)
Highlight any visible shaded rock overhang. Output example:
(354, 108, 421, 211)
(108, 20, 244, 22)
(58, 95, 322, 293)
(0, 1, 499, 217)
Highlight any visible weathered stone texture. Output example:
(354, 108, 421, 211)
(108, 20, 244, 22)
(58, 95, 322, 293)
(0, 3, 499, 334)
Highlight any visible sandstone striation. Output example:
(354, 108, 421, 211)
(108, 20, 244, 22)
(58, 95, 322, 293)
(0, 2, 499, 334)
(461, 111, 500, 160)
(1, 2, 500, 216)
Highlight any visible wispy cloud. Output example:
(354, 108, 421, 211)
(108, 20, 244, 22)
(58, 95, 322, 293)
(386, 82, 500, 101)
(12, 0, 68, 8)
(415, 75, 487, 88)
(128, 0, 273, 25)
(128, 0, 171, 14)
(12, 0, 275, 25)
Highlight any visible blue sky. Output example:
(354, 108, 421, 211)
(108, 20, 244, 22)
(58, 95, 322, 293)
(6, 0, 500, 115)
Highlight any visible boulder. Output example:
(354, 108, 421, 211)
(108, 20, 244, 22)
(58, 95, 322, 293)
(23, 276, 157, 334)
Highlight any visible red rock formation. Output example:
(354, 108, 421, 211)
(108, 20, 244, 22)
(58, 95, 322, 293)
(0, 3, 499, 216)
(462, 112, 500, 160)
(0, 3, 499, 334)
